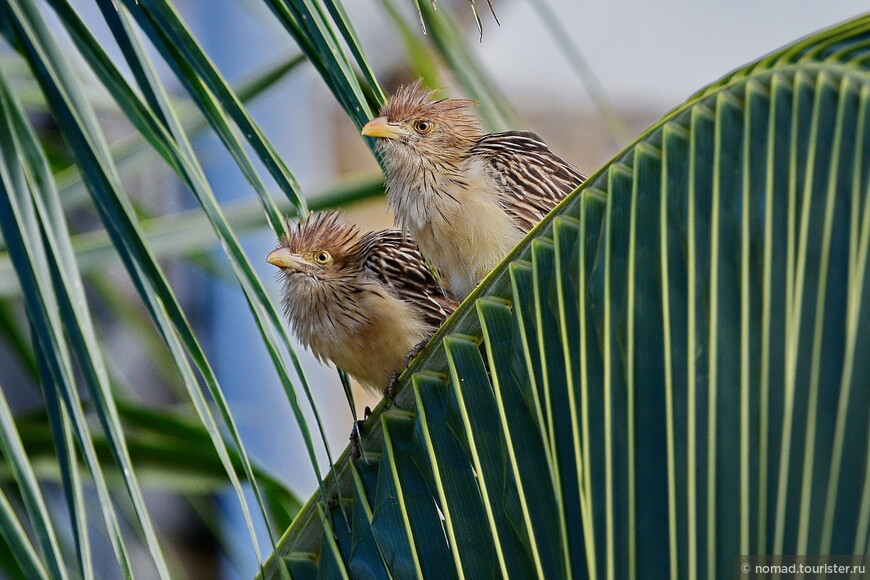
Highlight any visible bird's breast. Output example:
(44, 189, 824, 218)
(408, 174, 523, 299)
(302, 286, 430, 393)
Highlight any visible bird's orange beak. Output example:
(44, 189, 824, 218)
(267, 247, 306, 269)
(361, 117, 406, 139)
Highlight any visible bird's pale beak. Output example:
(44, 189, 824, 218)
(361, 117, 406, 139)
(267, 247, 305, 270)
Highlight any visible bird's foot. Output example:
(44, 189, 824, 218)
(383, 372, 401, 408)
(349, 407, 374, 462)
(404, 339, 429, 368)
(349, 419, 367, 462)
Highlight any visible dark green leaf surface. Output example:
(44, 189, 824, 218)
(348, 460, 389, 580)
(412, 372, 497, 579)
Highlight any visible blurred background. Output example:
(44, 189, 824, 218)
(0, 0, 867, 577)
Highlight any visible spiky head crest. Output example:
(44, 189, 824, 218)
(382, 82, 478, 128)
(278, 210, 361, 268)
(377, 81, 482, 166)
(271, 210, 372, 349)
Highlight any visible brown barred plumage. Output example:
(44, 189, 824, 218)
(472, 131, 585, 232)
(267, 210, 456, 394)
(362, 82, 586, 299)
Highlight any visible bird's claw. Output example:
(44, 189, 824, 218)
(385, 340, 427, 407)
(349, 406, 375, 462)
(384, 372, 401, 408)
(404, 339, 429, 368)
(349, 421, 362, 460)
(349, 419, 366, 462)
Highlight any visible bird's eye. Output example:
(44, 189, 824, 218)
(313, 251, 331, 264)
(414, 120, 432, 134)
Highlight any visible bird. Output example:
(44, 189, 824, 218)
(361, 82, 586, 300)
(266, 210, 457, 396)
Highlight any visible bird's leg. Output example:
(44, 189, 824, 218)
(386, 339, 429, 407)
(404, 338, 429, 368)
(349, 422, 361, 460)
(349, 418, 369, 463)
(384, 372, 401, 407)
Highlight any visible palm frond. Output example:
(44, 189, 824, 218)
(265, 13, 870, 577)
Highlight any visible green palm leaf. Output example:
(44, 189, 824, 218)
(266, 13, 870, 577)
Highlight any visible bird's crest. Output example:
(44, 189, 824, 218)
(279, 211, 361, 258)
(381, 81, 480, 133)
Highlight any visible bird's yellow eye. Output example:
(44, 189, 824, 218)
(414, 120, 432, 134)
(313, 251, 331, 264)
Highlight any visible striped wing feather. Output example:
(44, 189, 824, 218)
(472, 131, 586, 232)
(355, 231, 456, 329)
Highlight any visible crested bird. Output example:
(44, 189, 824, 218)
(361, 82, 586, 300)
(267, 211, 457, 395)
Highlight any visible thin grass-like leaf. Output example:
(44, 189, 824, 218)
(89, 3, 326, 563)
(69, 8, 350, 532)
(0, 174, 384, 297)
(0, 383, 66, 579)
(42, 384, 93, 580)
(5, 403, 301, 511)
(0, 63, 137, 578)
(121, 0, 308, 221)
(7, 5, 341, 576)
(319, 0, 385, 105)
(0, 300, 37, 376)
(54, 51, 306, 211)
(259, 0, 377, 129)
(0, 480, 47, 580)
(6, 1, 292, 574)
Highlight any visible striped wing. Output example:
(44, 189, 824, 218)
(472, 131, 586, 232)
(355, 230, 457, 330)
